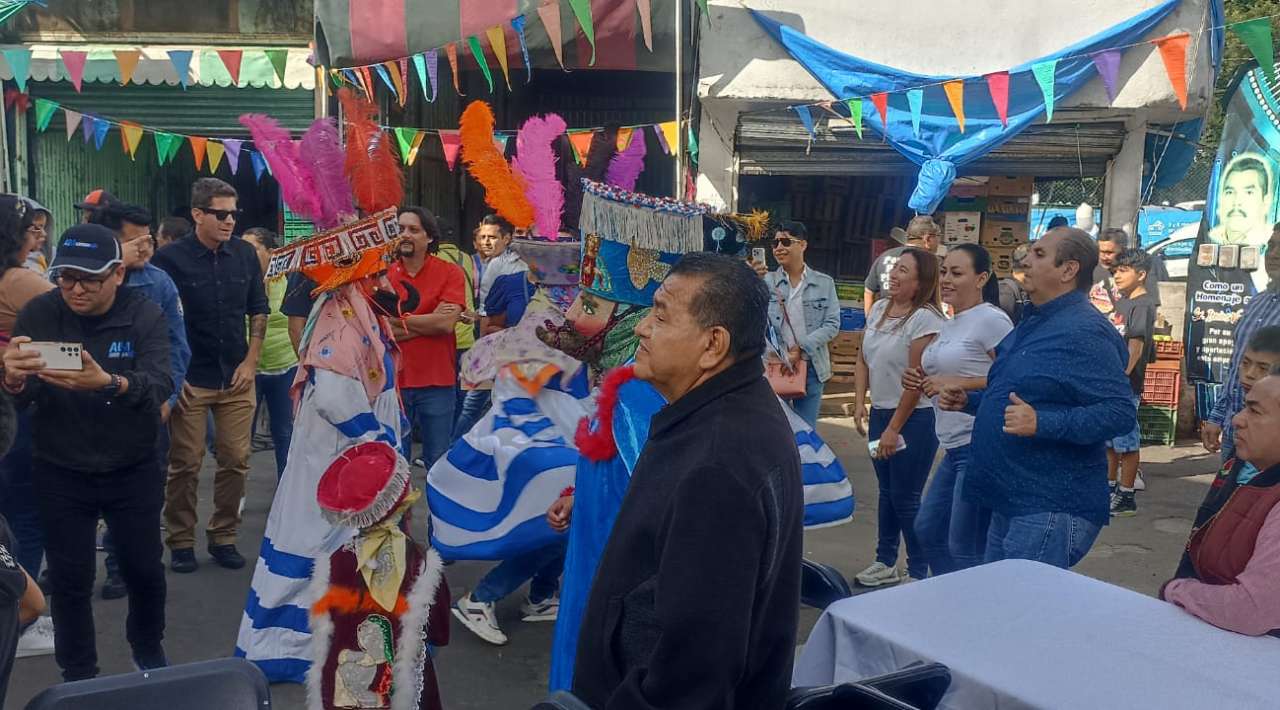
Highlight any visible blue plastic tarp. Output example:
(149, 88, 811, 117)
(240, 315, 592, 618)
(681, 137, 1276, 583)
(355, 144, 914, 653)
(751, 1, 1182, 214)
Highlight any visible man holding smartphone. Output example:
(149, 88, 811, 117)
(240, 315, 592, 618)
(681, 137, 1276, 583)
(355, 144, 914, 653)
(1, 224, 172, 680)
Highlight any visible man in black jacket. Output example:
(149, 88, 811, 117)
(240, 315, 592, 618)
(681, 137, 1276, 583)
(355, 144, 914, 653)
(573, 253, 804, 710)
(1, 225, 172, 680)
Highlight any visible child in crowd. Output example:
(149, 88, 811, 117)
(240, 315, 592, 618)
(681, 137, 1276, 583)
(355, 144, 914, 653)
(1108, 249, 1158, 516)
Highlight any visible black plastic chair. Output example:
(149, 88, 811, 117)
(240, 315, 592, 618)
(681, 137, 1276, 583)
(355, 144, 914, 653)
(801, 559, 853, 610)
(24, 658, 271, 710)
(788, 662, 952, 710)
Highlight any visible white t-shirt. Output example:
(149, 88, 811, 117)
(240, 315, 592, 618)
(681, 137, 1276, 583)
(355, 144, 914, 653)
(921, 303, 1013, 449)
(781, 268, 810, 351)
(862, 299, 944, 410)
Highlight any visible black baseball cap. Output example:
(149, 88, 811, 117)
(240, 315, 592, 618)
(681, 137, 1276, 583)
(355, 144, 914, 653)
(49, 224, 122, 275)
(74, 188, 117, 211)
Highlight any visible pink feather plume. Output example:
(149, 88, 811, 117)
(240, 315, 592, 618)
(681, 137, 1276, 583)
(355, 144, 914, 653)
(605, 130, 648, 192)
(512, 114, 567, 239)
(298, 118, 354, 230)
(239, 114, 322, 222)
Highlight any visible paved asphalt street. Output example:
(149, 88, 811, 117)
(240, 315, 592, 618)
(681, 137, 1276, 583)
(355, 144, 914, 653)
(5, 414, 1220, 710)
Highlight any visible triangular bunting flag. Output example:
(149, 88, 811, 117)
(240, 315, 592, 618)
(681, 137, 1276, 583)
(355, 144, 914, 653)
(793, 105, 816, 144)
(844, 98, 863, 139)
(1233, 18, 1275, 83)
(251, 151, 268, 182)
(120, 122, 144, 160)
(385, 61, 406, 105)
(616, 126, 635, 152)
(113, 49, 141, 86)
(486, 26, 512, 91)
(568, 130, 595, 166)
(687, 125, 699, 165)
(217, 49, 243, 86)
(567, 0, 596, 66)
(1152, 33, 1190, 110)
(637, 0, 654, 52)
(1032, 59, 1059, 122)
(942, 80, 965, 133)
(167, 49, 193, 89)
(696, 0, 709, 19)
(907, 88, 924, 137)
(538, 0, 567, 71)
(224, 139, 243, 175)
(657, 121, 678, 157)
(512, 16, 533, 82)
(871, 92, 889, 133)
(153, 132, 177, 165)
(375, 63, 398, 100)
(59, 50, 87, 93)
(653, 123, 672, 155)
(81, 114, 95, 144)
(467, 36, 495, 93)
(439, 129, 461, 171)
(1090, 50, 1122, 104)
(164, 131, 183, 163)
(265, 49, 289, 85)
(399, 57, 410, 101)
(93, 119, 110, 150)
(64, 110, 82, 141)
(446, 43, 464, 95)
(207, 140, 226, 173)
(358, 66, 375, 98)
(34, 98, 56, 132)
(2, 49, 30, 93)
(984, 72, 1010, 127)
(395, 127, 423, 165)
(189, 136, 208, 171)
(494, 133, 511, 155)
(413, 52, 432, 102)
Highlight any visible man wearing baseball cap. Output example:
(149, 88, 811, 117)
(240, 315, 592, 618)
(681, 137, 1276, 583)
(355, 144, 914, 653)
(75, 189, 116, 224)
(0, 224, 172, 680)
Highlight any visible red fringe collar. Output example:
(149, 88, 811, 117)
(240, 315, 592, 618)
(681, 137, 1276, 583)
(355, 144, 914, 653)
(575, 365, 637, 462)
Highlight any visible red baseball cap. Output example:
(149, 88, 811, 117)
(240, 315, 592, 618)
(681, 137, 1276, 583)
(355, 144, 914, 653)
(74, 188, 117, 210)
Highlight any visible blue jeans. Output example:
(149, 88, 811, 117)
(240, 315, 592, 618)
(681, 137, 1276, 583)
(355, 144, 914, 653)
(915, 445, 990, 576)
(255, 367, 297, 478)
(785, 363, 824, 428)
(403, 386, 456, 469)
(984, 511, 1101, 569)
(0, 410, 42, 575)
(473, 542, 566, 604)
(869, 407, 939, 579)
(453, 389, 492, 440)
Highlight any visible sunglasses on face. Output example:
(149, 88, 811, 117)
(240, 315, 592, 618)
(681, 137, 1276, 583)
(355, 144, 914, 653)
(773, 237, 805, 248)
(198, 208, 242, 222)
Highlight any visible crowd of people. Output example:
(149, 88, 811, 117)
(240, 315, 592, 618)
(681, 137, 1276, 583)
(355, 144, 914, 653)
(0, 163, 1274, 710)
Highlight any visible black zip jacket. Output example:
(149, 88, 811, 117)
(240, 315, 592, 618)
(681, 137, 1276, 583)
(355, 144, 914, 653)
(12, 287, 171, 472)
(573, 355, 804, 710)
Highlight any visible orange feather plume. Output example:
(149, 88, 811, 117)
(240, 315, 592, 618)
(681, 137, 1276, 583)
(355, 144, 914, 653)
(337, 88, 403, 214)
(459, 101, 535, 230)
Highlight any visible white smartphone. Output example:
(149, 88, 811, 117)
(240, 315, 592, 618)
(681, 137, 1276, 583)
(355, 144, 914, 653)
(752, 247, 768, 265)
(867, 435, 907, 455)
(20, 341, 84, 371)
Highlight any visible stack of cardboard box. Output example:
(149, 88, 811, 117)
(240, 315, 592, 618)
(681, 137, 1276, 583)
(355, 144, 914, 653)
(938, 176, 1034, 276)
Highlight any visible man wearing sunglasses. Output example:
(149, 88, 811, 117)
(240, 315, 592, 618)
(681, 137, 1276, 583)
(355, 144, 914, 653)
(1, 224, 173, 679)
(152, 178, 269, 575)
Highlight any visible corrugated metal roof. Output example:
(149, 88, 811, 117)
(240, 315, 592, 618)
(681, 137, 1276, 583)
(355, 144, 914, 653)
(0, 44, 315, 89)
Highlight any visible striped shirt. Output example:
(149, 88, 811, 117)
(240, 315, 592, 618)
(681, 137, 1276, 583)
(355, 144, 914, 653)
(1210, 289, 1280, 460)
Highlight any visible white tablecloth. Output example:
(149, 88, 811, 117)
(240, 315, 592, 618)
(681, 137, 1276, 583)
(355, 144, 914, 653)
(793, 559, 1280, 710)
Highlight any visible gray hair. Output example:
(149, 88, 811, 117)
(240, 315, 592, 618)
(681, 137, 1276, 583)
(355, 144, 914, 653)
(1047, 227, 1099, 292)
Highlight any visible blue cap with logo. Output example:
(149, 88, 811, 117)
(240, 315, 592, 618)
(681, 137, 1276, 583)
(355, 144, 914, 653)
(49, 224, 122, 275)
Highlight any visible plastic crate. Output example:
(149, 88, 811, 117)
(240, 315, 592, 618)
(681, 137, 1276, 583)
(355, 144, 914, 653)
(1153, 339, 1184, 361)
(1141, 366, 1181, 407)
(1138, 404, 1177, 445)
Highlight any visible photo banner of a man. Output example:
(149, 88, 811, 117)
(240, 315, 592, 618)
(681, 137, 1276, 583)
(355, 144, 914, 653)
(1186, 63, 1280, 383)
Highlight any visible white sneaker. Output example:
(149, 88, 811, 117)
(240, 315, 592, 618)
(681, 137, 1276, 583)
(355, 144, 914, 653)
(520, 594, 560, 622)
(1134, 469, 1146, 492)
(412, 457, 426, 469)
(854, 562, 901, 587)
(451, 591, 508, 645)
(16, 616, 55, 658)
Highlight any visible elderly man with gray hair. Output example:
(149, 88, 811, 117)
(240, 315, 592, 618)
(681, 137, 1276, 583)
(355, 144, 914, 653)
(938, 228, 1136, 568)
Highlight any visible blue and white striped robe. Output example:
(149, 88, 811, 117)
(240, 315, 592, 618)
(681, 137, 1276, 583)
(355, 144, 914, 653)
(234, 356, 408, 683)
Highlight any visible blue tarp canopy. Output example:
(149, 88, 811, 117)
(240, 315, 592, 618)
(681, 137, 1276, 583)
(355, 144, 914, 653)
(751, 1, 1183, 213)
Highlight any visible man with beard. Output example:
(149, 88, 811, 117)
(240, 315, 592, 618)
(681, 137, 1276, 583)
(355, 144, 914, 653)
(1209, 155, 1275, 246)
(387, 207, 465, 470)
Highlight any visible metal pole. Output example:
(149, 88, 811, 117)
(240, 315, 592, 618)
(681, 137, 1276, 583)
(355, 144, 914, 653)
(674, 0, 683, 197)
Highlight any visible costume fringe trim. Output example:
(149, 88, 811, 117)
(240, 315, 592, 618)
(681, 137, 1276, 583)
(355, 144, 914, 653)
(391, 547, 445, 710)
(580, 188, 704, 255)
(320, 455, 411, 529)
(305, 554, 332, 710)
(575, 365, 637, 462)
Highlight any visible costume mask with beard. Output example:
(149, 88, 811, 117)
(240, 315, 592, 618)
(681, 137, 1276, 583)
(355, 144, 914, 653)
(537, 291, 647, 374)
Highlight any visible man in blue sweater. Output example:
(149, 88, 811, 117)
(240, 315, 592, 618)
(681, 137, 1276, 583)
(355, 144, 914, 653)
(940, 228, 1134, 568)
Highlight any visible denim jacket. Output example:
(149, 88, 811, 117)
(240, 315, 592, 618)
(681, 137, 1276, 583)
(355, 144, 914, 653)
(765, 267, 841, 382)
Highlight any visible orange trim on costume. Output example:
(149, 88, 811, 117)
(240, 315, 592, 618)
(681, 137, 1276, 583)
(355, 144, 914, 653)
(311, 584, 409, 617)
(508, 362, 560, 396)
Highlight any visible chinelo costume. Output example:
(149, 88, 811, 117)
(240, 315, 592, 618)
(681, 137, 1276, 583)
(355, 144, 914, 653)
(234, 89, 426, 683)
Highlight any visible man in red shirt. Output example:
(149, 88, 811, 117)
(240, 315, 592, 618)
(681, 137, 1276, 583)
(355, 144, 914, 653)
(388, 207, 466, 469)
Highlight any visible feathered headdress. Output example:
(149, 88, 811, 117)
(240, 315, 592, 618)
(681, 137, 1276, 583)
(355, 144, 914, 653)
(298, 118, 355, 230)
(337, 87, 404, 214)
(239, 114, 322, 222)
(512, 114, 567, 239)
(460, 101, 535, 230)
(606, 130, 647, 192)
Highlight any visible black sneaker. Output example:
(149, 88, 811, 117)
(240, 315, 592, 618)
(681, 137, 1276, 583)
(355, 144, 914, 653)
(101, 572, 127, 600)
(207, 544, 246, 570)
(131, 645, 169, 671)
(1111, 490, 1138, 517)
(169, 548, 198, 574)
